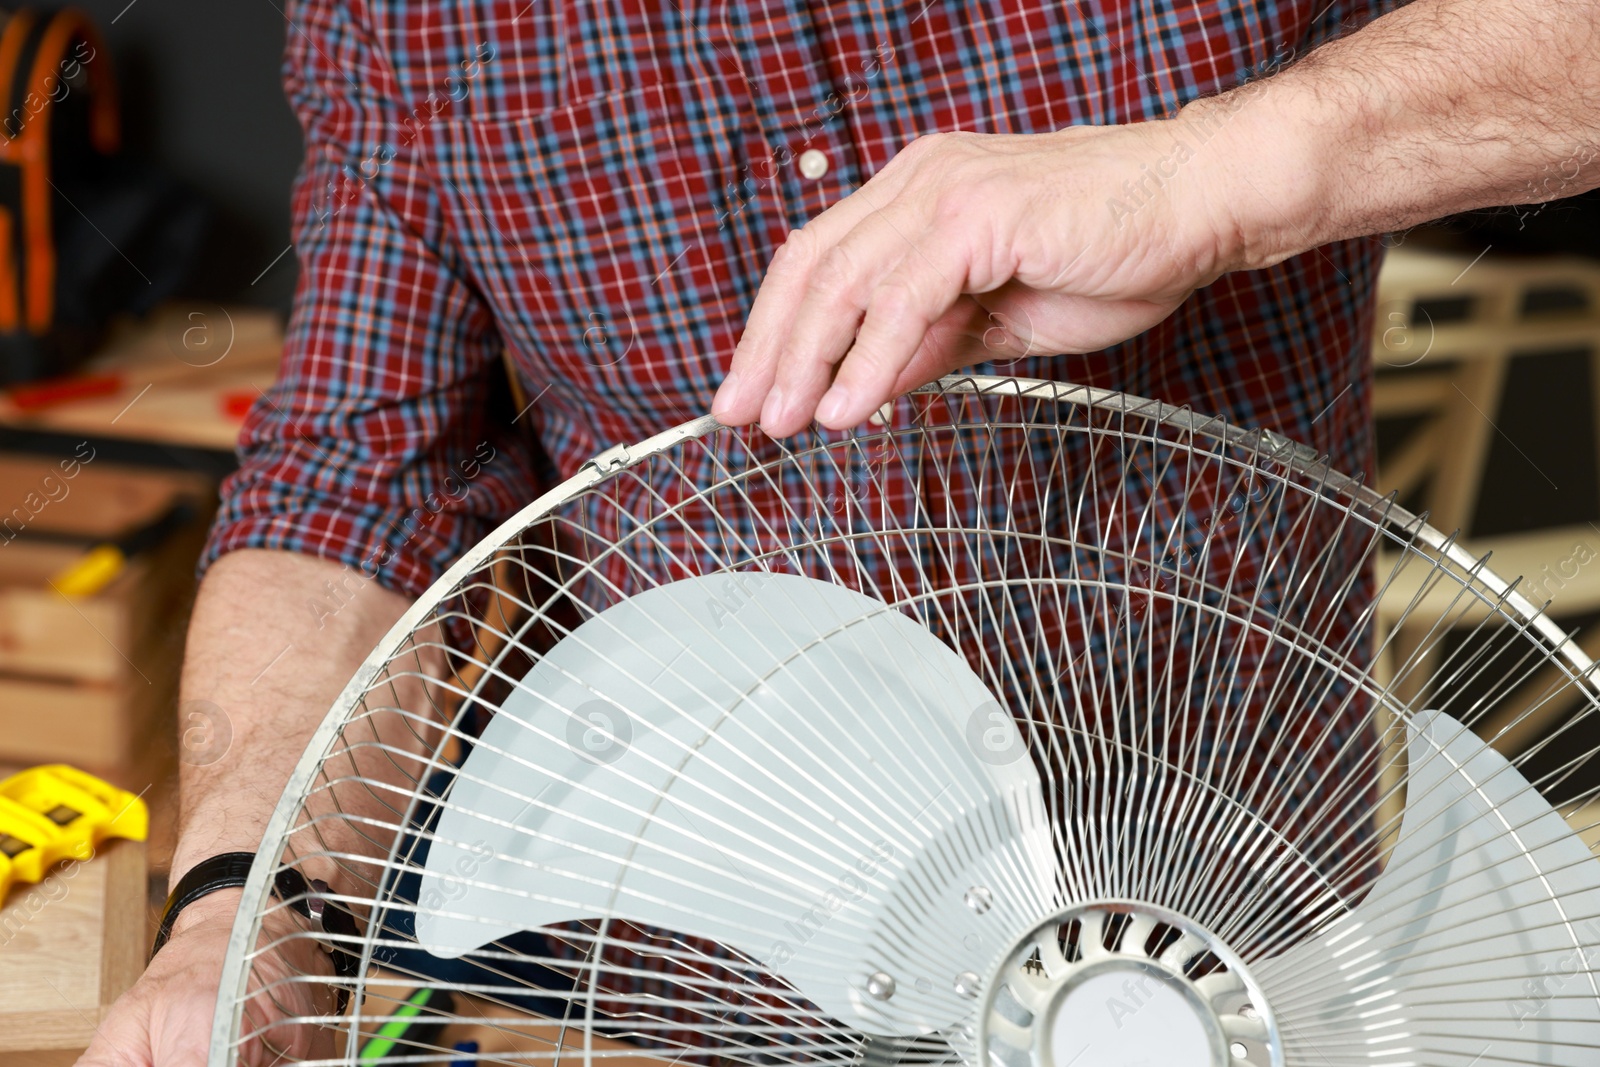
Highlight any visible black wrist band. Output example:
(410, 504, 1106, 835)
(150, 853, 360, 1016)
(150, 851, 254, 962)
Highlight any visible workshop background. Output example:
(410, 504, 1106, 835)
(0, 2, 1598, 1057)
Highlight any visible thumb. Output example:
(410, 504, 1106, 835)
(75, 1016, 152, 1067)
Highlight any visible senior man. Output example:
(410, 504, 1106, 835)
(82, 0, 1600, 1062)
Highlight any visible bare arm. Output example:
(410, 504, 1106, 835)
(171, 548, 429, 884)
(1209, 0, 1600, 270)
(80, 548, 431, 1067)
(713, 0, 1600, 434)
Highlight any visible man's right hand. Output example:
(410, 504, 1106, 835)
(77, 889, 334, 1067)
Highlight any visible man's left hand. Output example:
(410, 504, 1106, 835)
(711, 117, 1258, 437)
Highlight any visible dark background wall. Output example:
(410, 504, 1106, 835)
(76, 0, 302, 311)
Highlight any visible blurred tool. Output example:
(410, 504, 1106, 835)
(220, 388, 255, 420)
(0, 764, 146, 901)
(50, 499, 195, 597)
(4, 370, 123, 410)
(358, 987, 456, 1062)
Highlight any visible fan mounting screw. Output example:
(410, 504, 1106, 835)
(954, 970, 981, 998)
(866, 971, 897, 1000)
(1239, 1004, 1258, 1019)
(963, 886, 993, 914)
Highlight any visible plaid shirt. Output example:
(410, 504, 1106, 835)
(214, 1, 1400, 1047)
(204, 0, 1391, 602)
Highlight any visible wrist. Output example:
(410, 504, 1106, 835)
(166, 884, 244, 940)
(1172, 74, 1345, 274)
(154, 851, 256, 960)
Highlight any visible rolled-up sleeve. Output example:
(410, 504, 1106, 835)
(200, 0, 537, 601)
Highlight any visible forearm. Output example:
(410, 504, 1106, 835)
(1198, 0, 1600, 269)
(170, 549, 438, 896)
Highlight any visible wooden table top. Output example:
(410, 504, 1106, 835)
(0, 306, 283, 453)
(0, 837, 147, 1058)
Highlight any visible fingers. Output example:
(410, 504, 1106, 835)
(758, 232, 905, 434)
(713, 204, 891, 428)
(712, 123, 1235, 435)
(711, 227, 823, 427)
(768, 235, 1065, 432)
(723, 204, 934, 436)
(885, 295, 1039, 398)
(713, 140, 939, 430)
(716, 133, 1051, 435)
(757, 212, 942, 435)
(804, 238, 967, 430)
(732, 203, 975, 435)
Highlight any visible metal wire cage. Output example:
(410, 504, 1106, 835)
(213, 376, 1600, 1067)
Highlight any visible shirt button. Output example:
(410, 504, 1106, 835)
(798, 148, 829, 180)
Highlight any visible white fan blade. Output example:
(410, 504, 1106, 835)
(1255, 709, 1600, 1066)
(416, 572, 1062, 1036)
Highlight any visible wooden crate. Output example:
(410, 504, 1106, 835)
(0, 838, 147, 1060)
(0, 453, 210, 774)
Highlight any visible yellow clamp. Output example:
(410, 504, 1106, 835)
(51, 543, 128, 598)
(0, 765, 147, 902)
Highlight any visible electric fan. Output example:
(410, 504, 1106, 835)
(213, 376, 1600, 1067)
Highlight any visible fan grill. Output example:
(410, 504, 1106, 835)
(216, 378, 1600, 1067)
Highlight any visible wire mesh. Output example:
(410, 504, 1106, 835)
(214, 377, 1600, 1067)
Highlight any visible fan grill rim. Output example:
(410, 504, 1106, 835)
(208, 373, 1600, 1067)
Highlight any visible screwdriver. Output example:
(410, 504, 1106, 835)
(50, 500, 195, 598)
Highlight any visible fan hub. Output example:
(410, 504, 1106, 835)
(977, 901, 1281, 1067)
(1042, 958, 1221, 1067)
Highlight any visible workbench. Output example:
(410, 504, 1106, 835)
(0, 837, 147, 1064)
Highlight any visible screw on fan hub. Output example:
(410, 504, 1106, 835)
(976, 900, 1281, 1067)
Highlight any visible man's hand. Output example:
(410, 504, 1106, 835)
(715, 0, 1600, 437)
(77, 891, 334, 1067)
(712, 116, 1255, 436)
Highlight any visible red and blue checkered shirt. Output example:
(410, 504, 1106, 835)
(203, 0, 1392, 602)
(212, 2, 1402, 1041)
